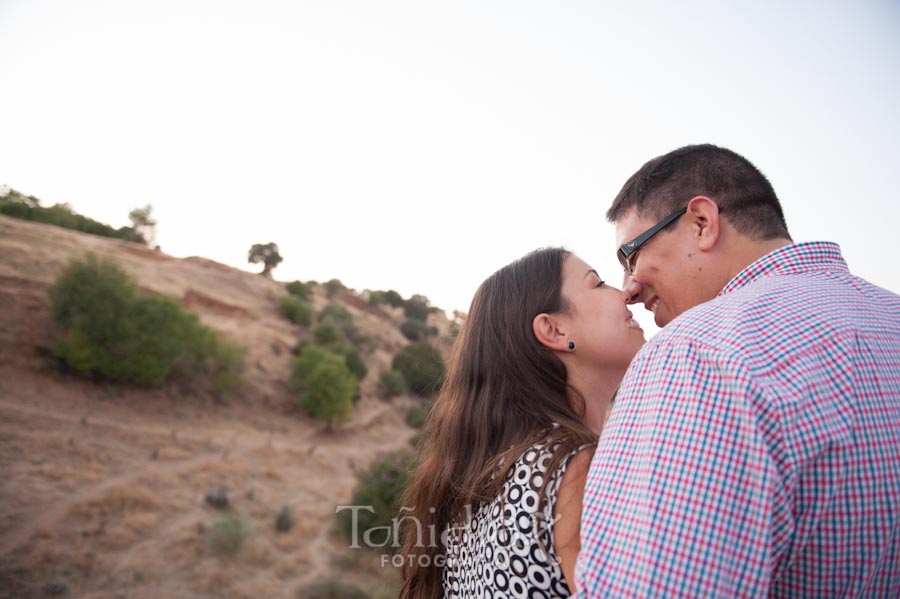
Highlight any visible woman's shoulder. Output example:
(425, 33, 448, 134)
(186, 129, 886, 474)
(502, 435, 592, 507)
(511, 434, 591, 473)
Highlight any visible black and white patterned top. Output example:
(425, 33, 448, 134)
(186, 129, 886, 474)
(442, 440, 580, 598)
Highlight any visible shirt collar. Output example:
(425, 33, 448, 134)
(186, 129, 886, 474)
(719, 241, 848, 297)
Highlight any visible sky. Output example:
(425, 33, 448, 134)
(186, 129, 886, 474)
(2, 0, 899, 335)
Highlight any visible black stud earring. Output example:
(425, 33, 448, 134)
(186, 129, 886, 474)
(568, 341, 575, 351)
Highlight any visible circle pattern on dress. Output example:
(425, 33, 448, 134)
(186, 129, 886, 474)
(441, 440, 578, 598)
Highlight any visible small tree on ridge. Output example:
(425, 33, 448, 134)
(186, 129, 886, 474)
(248, 242, 283, 278)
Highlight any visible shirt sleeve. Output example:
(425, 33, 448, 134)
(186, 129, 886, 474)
(575, 338, 785, 597)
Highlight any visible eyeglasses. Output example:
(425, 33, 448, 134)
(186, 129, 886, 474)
(617, 207, 687, 275)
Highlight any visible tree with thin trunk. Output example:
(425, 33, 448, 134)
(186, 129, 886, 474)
(248, 242, 283, 278)
(128, 204, 157, 246)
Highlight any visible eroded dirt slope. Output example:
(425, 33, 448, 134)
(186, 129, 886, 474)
(0, 215, 428, 598)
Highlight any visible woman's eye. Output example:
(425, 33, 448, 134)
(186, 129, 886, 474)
(596, 279, 606, 288)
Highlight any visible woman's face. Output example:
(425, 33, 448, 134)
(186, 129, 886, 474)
(558, 254, 646, 369)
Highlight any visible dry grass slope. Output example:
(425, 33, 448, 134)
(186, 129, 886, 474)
(0, 214, 443, 598)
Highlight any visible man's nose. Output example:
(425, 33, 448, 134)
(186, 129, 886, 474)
(622, 273, 644, 304)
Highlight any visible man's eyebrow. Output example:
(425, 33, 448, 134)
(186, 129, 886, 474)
(584, 269, 600, 280)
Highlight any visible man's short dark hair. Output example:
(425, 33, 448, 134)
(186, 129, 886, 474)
(607, 144, 791, 241)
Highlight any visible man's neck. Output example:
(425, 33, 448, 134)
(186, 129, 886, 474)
(722, 237, 792, 289)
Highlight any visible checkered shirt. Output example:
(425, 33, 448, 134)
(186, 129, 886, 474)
(576, 242, 900, 598)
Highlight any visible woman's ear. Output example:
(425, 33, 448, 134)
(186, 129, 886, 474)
(533, 313, 569, 352)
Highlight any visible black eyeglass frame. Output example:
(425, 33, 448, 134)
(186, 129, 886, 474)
(617, 207, 688, 274)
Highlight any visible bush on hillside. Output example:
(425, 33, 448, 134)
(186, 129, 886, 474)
(109, 295, 192, 386)
(50, 253, 135, 329)
(336, 451, 413, 545)
(313, 316, 342, 346)
(291, 346, 357, 428)
(402, 295, 430, 322)
(206, 512, 250, 557)
(179, 324, 245, 397)
(316, 303, 368, 347)
(367, 288, 404, 309)
(384, 289, 404, 308)
(318, 303, 352, 328)
(291, 338, 312, 356)
(285, 280, 312, 300)
(378, 370, 406, 398)
(392, 342, 445, 397)
(50, 254, 243, 394)
(324, 278, 345, 298)
(331, 345, 367, 381)
(1, 189, 147, 244)
(279, 295, 312, 326)
(405, 404, 429, 429)
(399, 319, 437, 342)
(294, 339, 365, 402)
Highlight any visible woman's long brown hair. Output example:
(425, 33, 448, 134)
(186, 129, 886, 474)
(398, 248, 597, 598)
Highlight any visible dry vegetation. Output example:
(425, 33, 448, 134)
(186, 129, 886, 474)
(0, 215, 450, 598)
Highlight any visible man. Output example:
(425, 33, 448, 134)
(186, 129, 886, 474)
(576, 144, 900, 597)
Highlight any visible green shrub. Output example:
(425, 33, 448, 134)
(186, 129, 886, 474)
(400, 319, 437, 342)
(392, 343, 445, 397)
(402, 295, 430, 322)
(285, 280, 311, 300)
(0, 190, 147, 244)
(320, 304, 353, 333)
(206, 512, 250, 556)
(113, 295, 192, 386)
(384, 290, 404, 308)
(313, 316, 342, 346)
(275, 505, 294, 532)
(379, 370, 406, 398)
(315, 303, 367, 347)
(319, 303, 352, 326)
(49, 255, 243, 394)
(405, 404, 429, 429)
(49, 254, 134, 327)
(279, 295, 312, 326)
(291, 346, 357, 428)
(324, 278, 345, 298)
(337, 451, 413, 544)
(51, 262, 189, 386)
(367, 290, 386, 305)
(179, 324, 245, 398)
(295, 579, 370, 599)
(291, 338, 312, 356)
(332, 345, 367, 381)
(307, 308, 367, 398)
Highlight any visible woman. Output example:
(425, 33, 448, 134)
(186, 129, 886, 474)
(399, 248, 645, 598)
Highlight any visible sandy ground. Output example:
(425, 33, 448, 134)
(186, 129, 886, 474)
(0, 215, 438, 598)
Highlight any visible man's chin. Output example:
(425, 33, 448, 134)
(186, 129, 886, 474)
(654, 309, 672, 328)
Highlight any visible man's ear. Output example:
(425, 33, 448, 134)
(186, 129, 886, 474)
(686, 196, 720, 252)
(533, 313, 569, 352)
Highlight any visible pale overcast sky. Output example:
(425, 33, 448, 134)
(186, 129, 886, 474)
(2, 0, 898, 335)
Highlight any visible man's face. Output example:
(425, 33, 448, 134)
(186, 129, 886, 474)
(614, 207, 710, 327)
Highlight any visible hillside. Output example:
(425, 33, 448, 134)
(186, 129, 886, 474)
(0, 214, 449, 598)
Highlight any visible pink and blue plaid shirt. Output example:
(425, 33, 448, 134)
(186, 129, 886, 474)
(577, 242, 900, 598)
